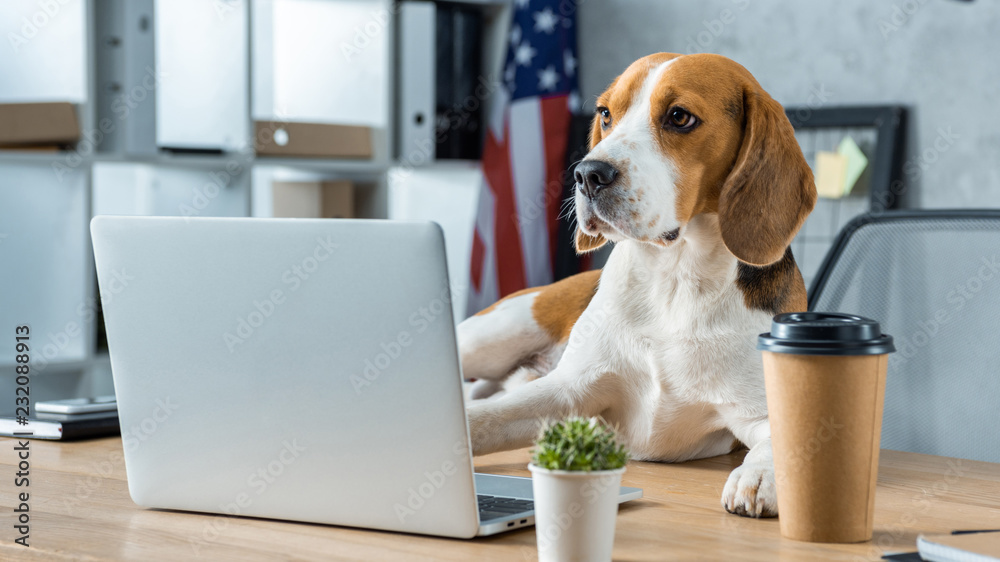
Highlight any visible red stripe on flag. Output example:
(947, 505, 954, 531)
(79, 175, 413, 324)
(470, 227, 486, 292)
(539, 95, 572, 274)
(482, 124, 527, 296)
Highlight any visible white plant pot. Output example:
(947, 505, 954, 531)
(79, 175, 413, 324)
(528, 464, 625, 562)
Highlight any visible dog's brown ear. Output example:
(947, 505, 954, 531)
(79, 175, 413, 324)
(718, 87, 816, 266)
(575, 228, 607, 253)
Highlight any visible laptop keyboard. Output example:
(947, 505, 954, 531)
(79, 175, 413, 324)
(477, 495, 534, 521)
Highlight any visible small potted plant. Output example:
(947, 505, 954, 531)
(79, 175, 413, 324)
(529, 417, 629, 562)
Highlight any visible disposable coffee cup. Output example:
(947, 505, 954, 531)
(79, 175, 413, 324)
(758, 312, 895, 543)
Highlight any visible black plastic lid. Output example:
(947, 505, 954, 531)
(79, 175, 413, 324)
(757, 312, 895, 356)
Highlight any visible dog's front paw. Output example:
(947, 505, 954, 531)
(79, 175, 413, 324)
(721, 462, 778, 518)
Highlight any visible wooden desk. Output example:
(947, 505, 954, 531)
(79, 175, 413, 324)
(1, 437, 998, 561)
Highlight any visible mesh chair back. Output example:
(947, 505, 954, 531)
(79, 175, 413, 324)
(809, 211, 1000, 463)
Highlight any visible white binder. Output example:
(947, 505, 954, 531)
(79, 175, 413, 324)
(396, 1, 436, 164)
(154, 0, 249, 152)
(251, 0, 390, 128)
(94, 0, 158, 155)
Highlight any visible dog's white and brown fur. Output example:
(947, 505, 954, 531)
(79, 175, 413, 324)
(458, 53, 817, 517)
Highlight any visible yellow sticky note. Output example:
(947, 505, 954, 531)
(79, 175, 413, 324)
(837, 136, 868, 196)
(815, 151, 847, 199)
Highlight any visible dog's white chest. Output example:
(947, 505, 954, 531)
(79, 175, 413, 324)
(645, 292, 769, 405)
(591, 235, 773, 457)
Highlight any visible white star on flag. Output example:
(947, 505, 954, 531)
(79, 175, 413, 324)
(510, 24, 521, 46)
(515, 0, 530, 8)
(515, 42, 537, 67)
(537, 65, 559, 91)
(568, 90, 581, 112)
(563, 49, 577, 76)
(533, 8, 558, 34)
(505, 62, 516, 84)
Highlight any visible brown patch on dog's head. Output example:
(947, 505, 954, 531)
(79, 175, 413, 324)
(645, 55, 753, 232)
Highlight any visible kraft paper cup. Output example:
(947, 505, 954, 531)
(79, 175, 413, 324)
(758, 312, 895, 543)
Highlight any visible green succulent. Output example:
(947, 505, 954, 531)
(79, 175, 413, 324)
(531, 417, 629, 472)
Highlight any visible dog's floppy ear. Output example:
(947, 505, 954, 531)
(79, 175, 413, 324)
(718, 87, 816, 266)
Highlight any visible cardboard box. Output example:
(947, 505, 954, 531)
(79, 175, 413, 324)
(0, 102, 80, 147)
(271, 180, 354, 219)
(255, 121, 372, 159)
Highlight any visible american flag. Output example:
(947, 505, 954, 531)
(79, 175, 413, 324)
(467, 0, 580, 315)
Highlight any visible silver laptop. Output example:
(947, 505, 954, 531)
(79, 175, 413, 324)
(91, 216, 641, 538)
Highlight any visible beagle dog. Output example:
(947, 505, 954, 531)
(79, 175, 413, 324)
(459, 52, 817, 517)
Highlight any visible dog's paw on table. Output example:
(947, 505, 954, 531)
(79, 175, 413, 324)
(721, 462, 779, 518)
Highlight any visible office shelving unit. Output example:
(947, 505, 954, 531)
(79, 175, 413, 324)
(0, 0, 512, 402)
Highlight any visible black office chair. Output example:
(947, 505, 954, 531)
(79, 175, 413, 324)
(808, 210, 1000, 463)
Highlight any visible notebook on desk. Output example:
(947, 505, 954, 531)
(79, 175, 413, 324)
(918, 531, 1000, 562)
(0, 411, 119, 441)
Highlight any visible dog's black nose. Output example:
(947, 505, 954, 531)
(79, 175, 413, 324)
(575, 160, 618, 198)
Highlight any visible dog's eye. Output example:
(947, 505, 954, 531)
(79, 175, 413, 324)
(597, 107, 612, 129)
(665, 108, 697, 131)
